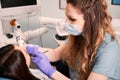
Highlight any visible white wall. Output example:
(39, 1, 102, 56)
(40, 0, 120, 19)
(40, 0, 65, 19)
(107, 0, 120, 18)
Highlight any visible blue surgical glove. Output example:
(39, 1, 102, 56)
(26, 44, 56, 78)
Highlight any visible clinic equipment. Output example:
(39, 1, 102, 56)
(0, 0, 68, 48)
(0, 0, 48, 47)
(0, 0, 40, 16)
(0, 17, 48, 47)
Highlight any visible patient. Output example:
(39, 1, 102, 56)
(0, 44, 40, 80)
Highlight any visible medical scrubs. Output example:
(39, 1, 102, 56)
(92, 33, 120, 80)
(69, 33, 120, 80)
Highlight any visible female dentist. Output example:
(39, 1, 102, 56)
(26, 0, 120, 80)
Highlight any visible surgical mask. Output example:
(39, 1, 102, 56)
(56, 20, 70, 36)
(65, 23, 82, 36)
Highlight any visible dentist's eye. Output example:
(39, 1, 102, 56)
(67, 16, 76, 22)
(69, 17, 76, 21)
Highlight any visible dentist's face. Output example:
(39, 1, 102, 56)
(65, 3, 85, 32)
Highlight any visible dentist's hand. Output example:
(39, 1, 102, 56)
(26, 44, 56, 78)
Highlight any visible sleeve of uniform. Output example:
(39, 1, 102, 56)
(92, 40, 120, 79)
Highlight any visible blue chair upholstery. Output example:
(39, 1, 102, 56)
(0, 77, 12, 80)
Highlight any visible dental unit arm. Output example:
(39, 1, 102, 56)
(39, 16, 69, 36)
(0, 16, 67, 47)
(9, 19, 49, 47)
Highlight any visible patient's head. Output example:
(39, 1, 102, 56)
(0, 44, 30, 67)
(14, 45, 30, 66)
(0, 44, 37, 80)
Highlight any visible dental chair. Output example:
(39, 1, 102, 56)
(0, 77, 13, 80)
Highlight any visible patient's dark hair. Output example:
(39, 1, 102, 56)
(0, 44, 39, 80)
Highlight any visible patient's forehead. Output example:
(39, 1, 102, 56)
(14, 45, 28, 56)
(14, 45, 25, 53)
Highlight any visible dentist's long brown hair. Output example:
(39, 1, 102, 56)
(64, 0, 115, 80)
